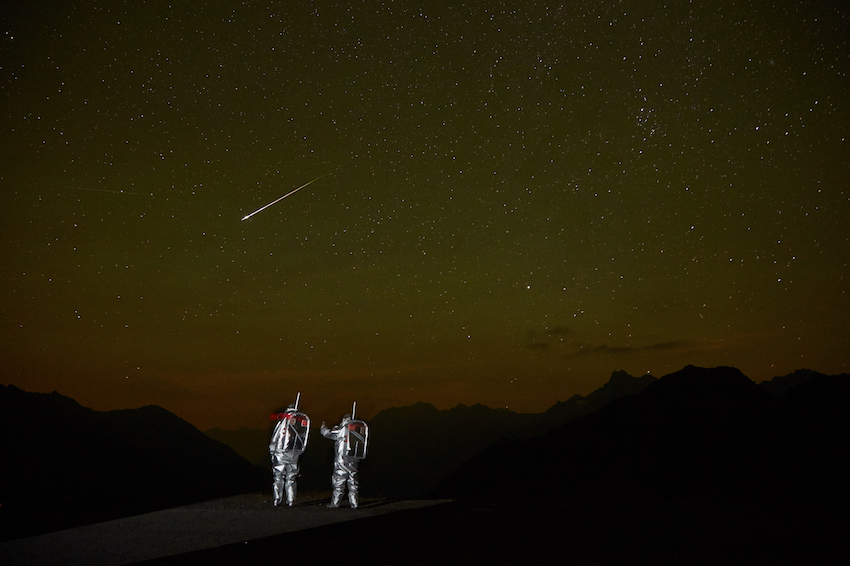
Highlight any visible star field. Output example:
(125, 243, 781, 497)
(1, 1, 848, 429)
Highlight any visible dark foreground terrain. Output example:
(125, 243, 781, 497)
(135, 366, 850, 565)
(0, 494, 447, 565)
(4, 367, 848, 564)
(133, 499, 847, 565)
(3, 492, 846, 566)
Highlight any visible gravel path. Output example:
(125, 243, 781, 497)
(0, 493, 451, 566)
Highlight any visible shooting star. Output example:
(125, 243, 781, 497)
(241, 166, 342, 221)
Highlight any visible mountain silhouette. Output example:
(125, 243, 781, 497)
(437, 365, 850, 509)
(204, 370, 658, 498)
(205, 426, 272, 469)
(759, 368, 830, 397)
(538, 369, 657, 428)
(206, 420, 348, 495)
(0, 384, 267, 540)
(365, 402, 540, 498)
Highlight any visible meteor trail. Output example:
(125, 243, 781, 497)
(241, 166, 342, 221)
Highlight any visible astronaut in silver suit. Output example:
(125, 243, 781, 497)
(269, 404, 307, 507)
(321, 415, 361, 508)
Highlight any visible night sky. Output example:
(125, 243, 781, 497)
(2, 1, 848, 430)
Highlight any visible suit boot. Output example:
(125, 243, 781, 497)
(327, 492, 342, 508)
(285, 483, 296, 507)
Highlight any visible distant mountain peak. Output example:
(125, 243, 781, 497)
(662, 364, 751, 385)
(599, 369, 657, 397)
(608, 369, 636, 382)
(605, 369, 650, 385)
(759, 368, 829, 397)
(645, 365, 769, 405)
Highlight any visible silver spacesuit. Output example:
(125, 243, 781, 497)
(269, 401, 310, 507)
(320, 413, 368, 508)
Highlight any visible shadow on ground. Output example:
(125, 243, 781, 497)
(133, 498, 849, 566)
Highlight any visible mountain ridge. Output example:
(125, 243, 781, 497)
(209, 369, 659, 497)
(205, 366, 843, 499)
(437, 365, 850, 508)
(4, 364, 840, 540)
(0, 384, 267, 540)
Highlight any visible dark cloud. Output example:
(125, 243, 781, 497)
(568, 341, 697, 358)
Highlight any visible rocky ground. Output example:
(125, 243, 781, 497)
(0, 493, 448, 566)
(134, 499, 849, 566)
